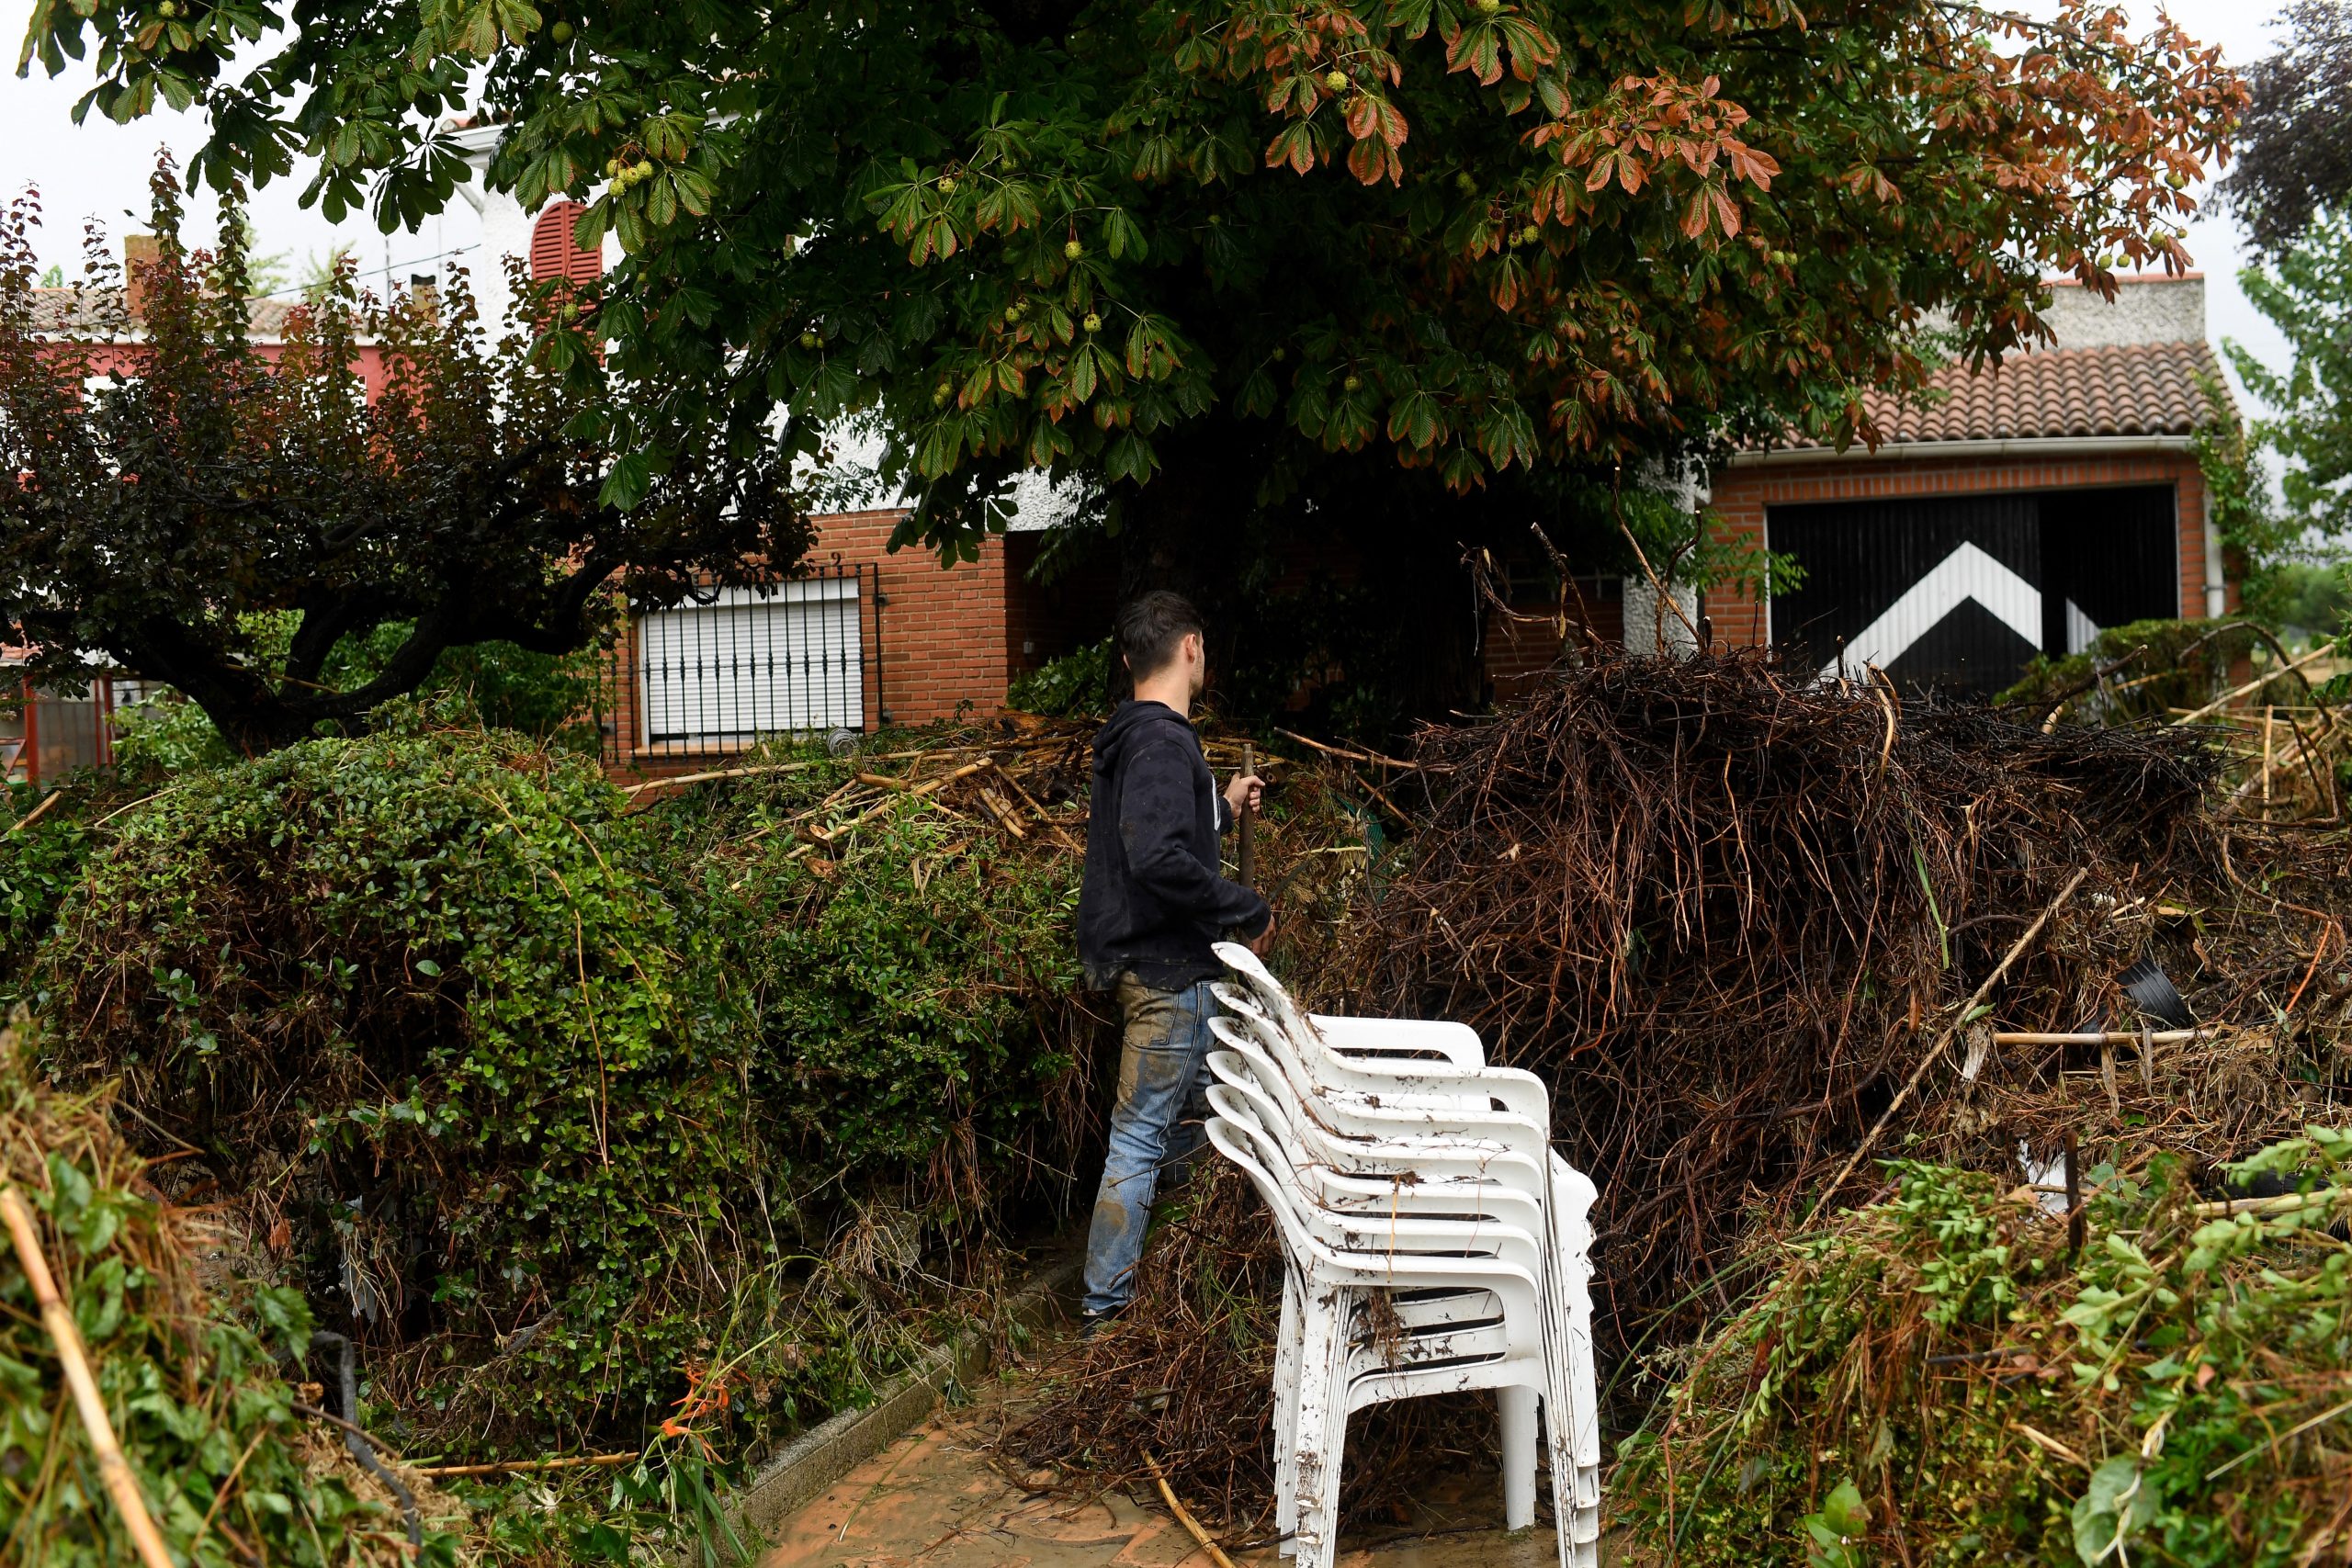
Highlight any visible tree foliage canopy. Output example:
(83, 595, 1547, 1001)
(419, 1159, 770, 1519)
(0, 163, 808, 752)
(2233, 210, 2352, 550)
(22, 0, 2243, 563)
(2219, 0, 2352, 258)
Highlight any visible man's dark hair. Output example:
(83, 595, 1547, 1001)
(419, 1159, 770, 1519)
(1115, 591, 1204, 681)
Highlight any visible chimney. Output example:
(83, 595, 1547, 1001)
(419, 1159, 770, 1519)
(122, 233, 161, 320)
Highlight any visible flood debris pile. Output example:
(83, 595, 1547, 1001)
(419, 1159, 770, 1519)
(1340, 651, 2341, 1360)
(1017, 649, 2350, 1528)
(1619, 1131, 2352, 1567)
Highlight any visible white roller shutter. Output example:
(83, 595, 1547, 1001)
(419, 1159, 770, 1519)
(639, 577, 863, 746)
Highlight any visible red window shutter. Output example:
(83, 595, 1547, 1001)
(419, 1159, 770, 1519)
(529, 202, 602, 284)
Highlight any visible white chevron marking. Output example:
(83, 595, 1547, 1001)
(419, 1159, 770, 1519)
(1823, 541, 2042, 678)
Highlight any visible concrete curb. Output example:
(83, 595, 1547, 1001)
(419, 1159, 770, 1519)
(728, 1249, 1085, 1545)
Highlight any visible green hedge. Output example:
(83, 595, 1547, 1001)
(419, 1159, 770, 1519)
(26, 721, 1091, 1459)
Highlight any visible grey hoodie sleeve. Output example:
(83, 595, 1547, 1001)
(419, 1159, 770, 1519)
(1119, 739, 1271, 934)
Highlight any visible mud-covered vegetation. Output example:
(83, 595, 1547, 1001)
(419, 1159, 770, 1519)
(0, 1019, 452, 1565)
(1621, 1134, 2352, 1566)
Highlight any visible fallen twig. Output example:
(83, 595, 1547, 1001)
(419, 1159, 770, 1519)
(1146, 1453, 1241, 1568)
(412, 1451, 637, 1478)
(1990, 1029, 2210, 1046)
(7, 788, 63, 834)
(622, 761, 820, 797)
(1273, 728, 1414, 772)
(0, 1185, 176, 1568)
(2188, 1187, 2347, 1220)
(2175, 642, 2338, 727)
(1815, 867, 2090, 1214)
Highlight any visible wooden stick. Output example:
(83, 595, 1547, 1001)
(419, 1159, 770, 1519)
(1990, 1029, 2208, 1046)
(1236, 741, 1256, 890)
(0, 1186, 175, 1568)
(2263, 705, 2277, 808)
(413, 1451, 638, 1478)
(993, 767, 1081, 852)
(7, 788, 63, 834)
(2175, 641, 2337, 726)
(1272, 727, 1414, 771)
(978, 787, 1028, 839)
(621, 761, 819, 796)
(1145, 1454, 1240, 1568)
(1814, 868, 2090, 1215)
(2188, 1187, 2347, 1220)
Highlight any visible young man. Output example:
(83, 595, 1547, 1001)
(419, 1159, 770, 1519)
(1075, 591, 1272, 1325)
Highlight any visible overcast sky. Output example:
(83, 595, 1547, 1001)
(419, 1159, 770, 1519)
(0, 0, 2302, 407)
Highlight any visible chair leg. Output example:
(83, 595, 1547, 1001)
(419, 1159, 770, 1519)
(1288, 1285, 1351, 1568)
(1275, 1268, 1303, 1554)
(1498, 1384, 1537, 1530)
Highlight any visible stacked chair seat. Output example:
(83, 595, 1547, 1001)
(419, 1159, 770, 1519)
(1203, 942, 1601, 1568)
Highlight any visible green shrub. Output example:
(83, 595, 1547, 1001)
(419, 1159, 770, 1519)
(1621, 1134, 2352, 1566)
(31, 720, 1097, 1466)
(643, 749, 1092, 1230)
(34, 718, 763, 1446)
(1996, 618, 2267, 726)
(0, 784, 96, 995)
(1006, 638, 1114, 718)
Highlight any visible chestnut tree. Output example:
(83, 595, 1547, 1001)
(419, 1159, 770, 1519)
(0, 164, 808, 754)
(19, 0, 2245, 712)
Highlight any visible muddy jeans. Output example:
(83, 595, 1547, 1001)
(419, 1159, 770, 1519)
(1080, 973, 1220, 1317)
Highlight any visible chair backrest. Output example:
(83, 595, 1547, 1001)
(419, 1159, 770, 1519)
(1214, 940, 1326, 1048)
(1207, 1015, 1325, 1133)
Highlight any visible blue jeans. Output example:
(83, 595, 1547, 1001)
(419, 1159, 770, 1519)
(1081, 974, 1219, 1317)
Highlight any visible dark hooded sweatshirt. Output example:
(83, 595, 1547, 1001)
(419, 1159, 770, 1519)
(1077, 700, 1271, 991)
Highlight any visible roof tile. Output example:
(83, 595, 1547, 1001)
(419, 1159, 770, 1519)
(1785, 340, 2225, 447)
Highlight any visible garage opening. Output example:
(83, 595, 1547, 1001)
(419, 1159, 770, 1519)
(1765, 485, 2178, 695)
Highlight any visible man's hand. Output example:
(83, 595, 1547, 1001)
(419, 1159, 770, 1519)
(1247, 908, 1277, 954)
(1224, 772, 1264, 820)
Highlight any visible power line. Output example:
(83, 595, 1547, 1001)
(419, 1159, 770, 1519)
(254, 242, 482, 300)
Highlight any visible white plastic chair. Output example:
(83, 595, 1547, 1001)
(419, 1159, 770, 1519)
(1204, 1111, 1591, 1568)
(1202, 948, 1602, 1562)
(1205, 1054, 1601, 1556)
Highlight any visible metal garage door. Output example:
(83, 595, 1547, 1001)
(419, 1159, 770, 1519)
(1767, 486, 2177, 695)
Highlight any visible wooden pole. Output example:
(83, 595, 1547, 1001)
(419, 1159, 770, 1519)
(0, 1186, 175, 1568)
(1236, 741, 1256, 890)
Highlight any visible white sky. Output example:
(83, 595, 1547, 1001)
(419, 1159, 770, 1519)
(0, 0, 2302, 406)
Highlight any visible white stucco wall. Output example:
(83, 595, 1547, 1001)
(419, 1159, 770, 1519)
(448, 125, 624, 335)
(2038, 274, 2207, 350)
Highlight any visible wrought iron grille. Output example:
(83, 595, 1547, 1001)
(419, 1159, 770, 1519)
(599, 563, 882, 763)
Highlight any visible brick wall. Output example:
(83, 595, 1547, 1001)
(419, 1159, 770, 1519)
(1705, 449, 2229, 650)
(810, 509, 1012, 724)
(600, 507, 1014, 778)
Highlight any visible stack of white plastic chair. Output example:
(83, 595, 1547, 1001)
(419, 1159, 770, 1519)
(1201, 940, 1600, 1568)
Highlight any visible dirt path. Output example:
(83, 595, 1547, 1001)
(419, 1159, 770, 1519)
(755, 1405, 1584, 1568)
(756, 1320, 1621, 1568)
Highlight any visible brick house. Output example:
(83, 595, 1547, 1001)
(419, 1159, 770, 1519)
(1705, 274, 2237, 694)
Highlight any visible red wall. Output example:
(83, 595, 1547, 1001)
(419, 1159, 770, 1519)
(1705, 450, 2228, 650)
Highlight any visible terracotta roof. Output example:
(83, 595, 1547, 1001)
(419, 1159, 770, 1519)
(29, 287, 302, 340)
(1789, 340, 2228, 447)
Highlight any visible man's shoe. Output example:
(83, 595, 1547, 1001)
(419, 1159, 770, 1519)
(1078, 1307, 1124, 1340)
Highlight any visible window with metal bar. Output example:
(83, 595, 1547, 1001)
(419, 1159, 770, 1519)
(635, 570, 865, 750)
